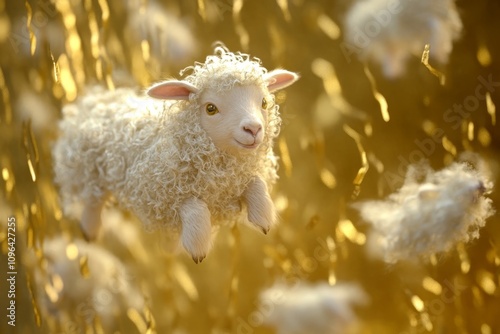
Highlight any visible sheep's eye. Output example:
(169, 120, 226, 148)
(262, 98, 268, 110)
(206, 103, 219, 115)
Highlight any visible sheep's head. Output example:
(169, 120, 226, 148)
(147, 47, 299, 156)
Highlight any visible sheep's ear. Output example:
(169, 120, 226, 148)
(265, 70, 299, 92)
(147, 81, 198, 100)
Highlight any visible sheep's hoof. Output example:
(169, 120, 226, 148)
(192, 255, 206, 264)
(261, 226, 270, 235)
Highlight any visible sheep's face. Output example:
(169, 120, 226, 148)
(199, 84, 269, 155)
(147, 68, 299, 155)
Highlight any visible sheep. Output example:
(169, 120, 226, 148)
(27, 237, 145, 333)
(342, 0, 463, 78)
(53, 46, 299, 263)
(355, 160, 495, 263)
(258, 282, 368, 334)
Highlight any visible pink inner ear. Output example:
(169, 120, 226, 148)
(147, 82, 197, 100)
(266, 71, 299, 92)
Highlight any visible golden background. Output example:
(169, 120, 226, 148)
(0, 0, 500, 333)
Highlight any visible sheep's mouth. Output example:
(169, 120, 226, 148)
(234, 139, 260, 149)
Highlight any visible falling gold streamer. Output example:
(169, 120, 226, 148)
(278, 137, 293, 177)
(364, 66, 390, 122)
(421, 44, 445, 85)
(25, 2, 37, 55)
(233, 0, 249, 51)
(486, 92, 496, 126)
(343, 124, 369, 191)
(0, 67, 12, 124)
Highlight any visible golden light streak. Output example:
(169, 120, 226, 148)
(97, 0, 110, 24)
(478, 127, 492, 147)
(411, 295, 425, 312)
(54, 0, 85, 88)
(127, 308, 148, 333)
(233, 0, 249, 50)
(57, 54, 78, 101)
(278, 137, 293, 177)
(172, 262, 199, 300)
(276, 0, 291, 22)
(22, 121, 39, 183)
(343, 124, 369, 188)
(338, 219, 365, 245)
(364, 66, 390, 122)
(476, 270, 496, 295)
(481, 324, 492, 334)
(79, 255, 90, 278)
(422, 277, 442, 296)
(141, 40, 151, 62)
(0, 67, 12, 123)
(66, 243, 79, 260)
(421, 44, 445, 85)
(467, 121, 474, 141)
(441, 136, 457, 156)
(457, 243, 471, 274)
(320, 168, 337, 189)
(317, 14, 340, 40)
(26, 274, 41, 327)
(477, 44, 492, 67)
(197, 0, 207, 21)
(486, 92, 496, 126)
(25, 2, 37, 55)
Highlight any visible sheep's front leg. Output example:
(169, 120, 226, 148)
(81, 198, 104, 241)
(179, 197, 212, 264)
(243, 177, 277, 234)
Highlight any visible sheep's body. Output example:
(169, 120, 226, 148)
(53, 47, 298, 261)
(29, 237, 144, 332)
(343, 0, 462, 78)
(355, 161, 494, 263)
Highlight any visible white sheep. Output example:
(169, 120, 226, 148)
(53, 46, 299, 262)
(355, 160, 495, 263)
(28, 237, 145, 333)
(342, 0, 462, 78)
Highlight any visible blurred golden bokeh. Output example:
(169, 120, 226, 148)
(1, 0, 500, 333)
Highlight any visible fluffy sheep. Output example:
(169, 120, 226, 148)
(28, 237, 145, 333)
(355, 160, 495, 263)
(342, 0, 462, 78)
(53, 46, 299, 262)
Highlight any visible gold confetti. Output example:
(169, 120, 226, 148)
(320, 167, 336, 189)
(172, 262, 199, 300)
(279, 137, 293, 178)
(343, 124, 369, 189)
(25, 2, 37, 55)
(422, 277, 442, 296)
(478, 127, 492, 147)
(486, 92, 496, 126)
(467, 121, 474, 141)
(457, 243, 471, 274)
(411, 295, 425, 312)
(421, 44, 445, 85)
(276, 0, 291, 22)
(317, 14, 340, 40)
(364, 66, 390, 122)
(477, 44, 492, 67)
(79, 255, 90, 278)
(66, 243, 79, 260)
(441, 136, 457, 156)
(337, 219, 365, 245)
(127, 308, 148, 333)
(476, 270, 496, 295)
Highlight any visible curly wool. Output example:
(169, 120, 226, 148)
(355, 161, 495, 263)
(53, 48, 281, 231)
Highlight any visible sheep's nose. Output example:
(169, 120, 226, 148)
(243, 123, 262, 137)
